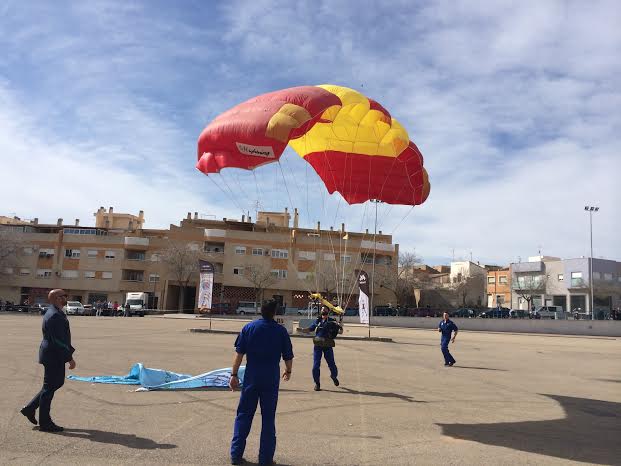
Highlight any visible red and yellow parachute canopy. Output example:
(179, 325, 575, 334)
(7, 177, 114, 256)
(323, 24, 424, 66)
(197, 85, 430, 206)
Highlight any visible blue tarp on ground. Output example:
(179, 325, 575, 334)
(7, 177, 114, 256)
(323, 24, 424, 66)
(67, 363, 245, 391)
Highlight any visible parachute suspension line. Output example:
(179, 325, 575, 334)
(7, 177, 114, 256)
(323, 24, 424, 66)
(230, 171, 253, 215)
(218, 173, 246, 217)
(251, 170, 263, 216)
(210, 174, 244, 217)
(391, 205, 415, 236)
(277, 160, 296, 217)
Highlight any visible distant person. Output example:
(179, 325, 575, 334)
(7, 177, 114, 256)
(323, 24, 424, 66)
(229, 300, 293, 466)
(438, 312, 458, 366)
(20, 289, 76, 432)
(299, 305, 342, 391)
(124, 302, 131, 317)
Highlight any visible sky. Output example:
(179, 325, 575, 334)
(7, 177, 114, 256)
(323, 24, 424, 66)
(0, 0, 619, 266)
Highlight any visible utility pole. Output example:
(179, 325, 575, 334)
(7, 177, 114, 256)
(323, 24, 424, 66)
(584, 206, 599, 320)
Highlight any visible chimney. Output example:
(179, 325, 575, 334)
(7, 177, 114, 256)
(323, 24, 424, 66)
(248, 216, 252, 223)
(75, 219, 79, 226)
(194, 212, 198, 220)
(365, 229, 369, 234)
(379, 230, 382, 235)
(294, 208, 299, 229)
(242, 215, 245, 222)
(33, 218, 38, 225)
(187, 212, 191, 220)
(139, 210, 144, 220)
(330, 226, 334, 231)
(109, 206, 113, 214)
(317, 221, 321, 231)
(57, 218, 63, 226)
(341, 223, 345, 233)
(223, 217, 227, 221)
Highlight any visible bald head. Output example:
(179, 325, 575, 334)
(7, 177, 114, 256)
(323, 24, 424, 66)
(48, 289, 68, 309)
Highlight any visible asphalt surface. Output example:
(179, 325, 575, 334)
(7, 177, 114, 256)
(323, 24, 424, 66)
(1, 313, 620, 465)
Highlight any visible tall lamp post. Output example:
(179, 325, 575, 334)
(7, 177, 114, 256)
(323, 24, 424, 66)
(584, 206, 599, 321)
(369, 199, 384, 338)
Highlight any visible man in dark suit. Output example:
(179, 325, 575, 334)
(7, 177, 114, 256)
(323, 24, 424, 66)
(20, 289, 76, 432)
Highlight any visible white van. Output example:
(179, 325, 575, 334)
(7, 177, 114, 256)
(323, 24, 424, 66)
(236, 301, 258, 315)
(534, 305, 565, 319)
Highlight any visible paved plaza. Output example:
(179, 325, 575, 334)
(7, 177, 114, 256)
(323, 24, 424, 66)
(1, 314, 620, 465)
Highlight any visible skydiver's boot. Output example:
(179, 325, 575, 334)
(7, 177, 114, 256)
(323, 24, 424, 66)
(331, 376, 339, 386)
(314, 383, 321, 391)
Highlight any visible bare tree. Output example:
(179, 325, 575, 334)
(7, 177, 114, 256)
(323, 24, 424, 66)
(376, 251, 422, 308)
(512, 272, 547, 312)
(451, 274, 485, 307)
(303, 259, 358, 307)
(160, 241, 201, 312)
(0, 228, 19, 278)
(242, 263, 278, 311)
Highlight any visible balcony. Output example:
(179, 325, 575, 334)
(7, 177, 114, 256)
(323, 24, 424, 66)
(121, 270, 144, 282)
(124, 237, 149, 249)
(569, 278, 588, 289)
(360, 240, 394, 252)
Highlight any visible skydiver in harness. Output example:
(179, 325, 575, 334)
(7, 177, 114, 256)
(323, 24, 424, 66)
(299, 305, 343, 391)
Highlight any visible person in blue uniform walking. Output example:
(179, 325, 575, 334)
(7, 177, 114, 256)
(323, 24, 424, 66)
(438, 312, 458, 366)
(20, 289, 76, 432)
(229, 300, 294, 466)
(300, 306, 343, 391)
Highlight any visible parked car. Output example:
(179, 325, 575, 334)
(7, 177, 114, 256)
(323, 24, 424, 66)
(64, 301, 85, 315)
(210, 303, 233, 315)
(509, 309, 528, 319)
(283, 307, 306, 316)
(480, 307, 511, 318)
(533, 306, 565, 319)
(235, 301, 259, 315)
(343, 308, 359, 316)
(451, 308, 475, 318)
(374, 306, 399, 316)
(82, 304, 95, 316)
(30, 303, 50, 315)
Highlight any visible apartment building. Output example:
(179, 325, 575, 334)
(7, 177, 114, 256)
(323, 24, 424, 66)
(0, 207, 397, 312)
(486, 268, 511, 307)
(510, 256, 621, 316)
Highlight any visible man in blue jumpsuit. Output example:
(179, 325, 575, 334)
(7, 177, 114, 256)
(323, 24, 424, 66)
(229, 300, 294, 466)
(301, 306, 342, 391)
(438, 312, 458, 366)
(20, 289, 76, 432)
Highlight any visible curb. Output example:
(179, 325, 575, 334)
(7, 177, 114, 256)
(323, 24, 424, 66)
(188, 328, 393, 343)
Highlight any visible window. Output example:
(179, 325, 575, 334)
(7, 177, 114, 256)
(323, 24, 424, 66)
(271, 249, 288, 259)
(150, 253, 160, 262)
(126, 251, 145, 261)
(557, 274, 564, 281)
(149, 273, 160, 282)
(19, 268, 31, 276)
(604, 273, 613, 281)
(105, 250, 116, 259)
(63, 228, 99, 235)
(593, 272, 601, 280)
(499, 276, 507, 284)
(84, 271, 96, 279)
(252, 248, 263, 256)
(61, 270, 79, 279)
(323, 253, 335, 261)
(341, 255, 352, 263)
(235, 246, 246, 255)
(122, 270, 144, 281)
(298, 251, 316, 261)
(270, 269, 288, 279)
(233, 266, 244, 275)
(102, 272, 113, 279)
(36, 269, 52, 278)
(22, 247, 33, 255)
(487, 276, 496, 284)
(87, 250, 98, 258)
(39, 248, 55, 258)
(65, 249, 80, 258)
(571, 272, 582, 279)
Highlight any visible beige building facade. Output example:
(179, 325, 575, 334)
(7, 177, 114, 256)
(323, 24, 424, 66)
(0, 207, 397, 313)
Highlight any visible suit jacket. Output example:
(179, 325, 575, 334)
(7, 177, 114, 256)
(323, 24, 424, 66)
(38, 305, 75, 365)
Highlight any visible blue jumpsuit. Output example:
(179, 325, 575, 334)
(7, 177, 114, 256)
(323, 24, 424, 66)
(438, 319, 458, 365)
(309, 317, 339, 386)
(230, 318, 294, 465)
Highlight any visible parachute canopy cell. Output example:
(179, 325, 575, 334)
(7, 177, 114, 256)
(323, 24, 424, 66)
(197, 85, 430, 206)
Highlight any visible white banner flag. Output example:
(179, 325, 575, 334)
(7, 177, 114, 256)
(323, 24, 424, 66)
(358, 271, 370, 324)
(198, 260, 214, 311)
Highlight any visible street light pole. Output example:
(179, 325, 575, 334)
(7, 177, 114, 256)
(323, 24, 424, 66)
(369, 199, 383, 338)
(584, 206, 599, 321)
